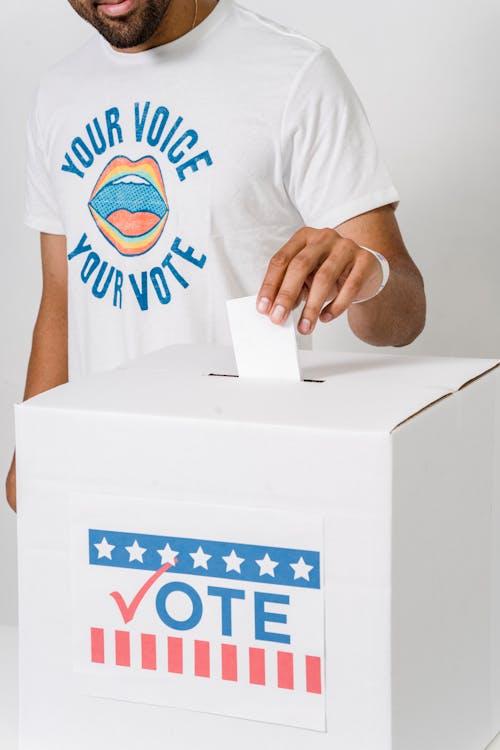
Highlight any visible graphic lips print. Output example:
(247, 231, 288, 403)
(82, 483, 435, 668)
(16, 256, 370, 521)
(88, 155, 169, 257)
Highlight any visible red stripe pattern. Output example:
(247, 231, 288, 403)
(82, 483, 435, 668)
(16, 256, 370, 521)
(115, 630, 130, 667)
(221, 643, 238, 681)
(90, 627, 105, 664)
(249, 647, 266, 685)
(305, 655, 322, 694)
(167, 636, 183, 673)
(90, 628, 322, 694)
(277, 651, 294, 690)
(141, 633, 157, 670)
(194, 640, 210, 678)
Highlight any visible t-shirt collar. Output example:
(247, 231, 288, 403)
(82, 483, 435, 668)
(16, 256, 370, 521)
(97, 0, 232, 64)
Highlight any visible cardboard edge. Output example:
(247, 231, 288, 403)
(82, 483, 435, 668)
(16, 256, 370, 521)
(390, 393, 454, 434)
(390, 362, 500, 434)
(457, 361, 500, 392)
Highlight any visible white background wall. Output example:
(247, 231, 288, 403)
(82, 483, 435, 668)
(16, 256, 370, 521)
(0, 0, 499, 626)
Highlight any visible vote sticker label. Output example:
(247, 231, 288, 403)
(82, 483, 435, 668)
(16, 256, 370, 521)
(70, 493, 326, 731)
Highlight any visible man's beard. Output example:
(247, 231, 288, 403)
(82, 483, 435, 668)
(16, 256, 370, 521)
(68, 0, 171, 48)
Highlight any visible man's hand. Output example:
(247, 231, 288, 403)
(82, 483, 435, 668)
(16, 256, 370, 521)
(5, 454, 16, 513)
(256, 205, 426, 347)
(256, 225, 383, 334)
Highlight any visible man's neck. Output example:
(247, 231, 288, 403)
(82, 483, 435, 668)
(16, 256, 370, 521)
(111, 0, 219, 54)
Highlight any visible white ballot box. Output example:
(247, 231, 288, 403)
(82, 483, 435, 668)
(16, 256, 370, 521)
(15, 345, 500, 750)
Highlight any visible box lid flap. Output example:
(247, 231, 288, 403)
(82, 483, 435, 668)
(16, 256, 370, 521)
(18, 345, 499, 434)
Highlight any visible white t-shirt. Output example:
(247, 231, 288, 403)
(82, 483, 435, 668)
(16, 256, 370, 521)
(24, 0, 399, 380)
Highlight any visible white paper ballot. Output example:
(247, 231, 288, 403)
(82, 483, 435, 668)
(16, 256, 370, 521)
(226, 295, 302, 381)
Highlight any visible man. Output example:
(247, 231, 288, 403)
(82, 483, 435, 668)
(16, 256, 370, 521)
(5, 0, 426, 511)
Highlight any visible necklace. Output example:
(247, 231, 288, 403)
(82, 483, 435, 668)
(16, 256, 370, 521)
(191, 0, 198, 30)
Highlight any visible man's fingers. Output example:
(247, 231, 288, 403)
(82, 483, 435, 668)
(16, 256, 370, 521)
(320, 269, 369, 321)
(257, 228, 370, 328)
(320, 252, 382, 321)
(297, 255, 352, 334)
(292, 284, 308, 310)
(256, 229, 309, 314)
(268, 244, 328, 323)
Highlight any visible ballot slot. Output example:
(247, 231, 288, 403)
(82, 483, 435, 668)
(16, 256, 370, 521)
(207, 372, 324, 383)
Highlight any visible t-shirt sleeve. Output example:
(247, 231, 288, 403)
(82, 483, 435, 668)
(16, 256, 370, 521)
(24, 90, 66, 235)
(281, 45, 399, 229)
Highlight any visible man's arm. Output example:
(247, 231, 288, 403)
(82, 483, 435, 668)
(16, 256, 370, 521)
(257, 205, 426, 347)
(336, 205, 425, 347)
(5, 232, 68, 512)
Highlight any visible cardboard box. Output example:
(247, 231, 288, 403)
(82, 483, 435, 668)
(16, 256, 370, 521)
(15, 344, 500, 750)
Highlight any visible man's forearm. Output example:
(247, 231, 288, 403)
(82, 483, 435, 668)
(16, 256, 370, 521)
(23, 297, 68, 400)
(347, 255, 426, 347)
(6, 296, 68, 512)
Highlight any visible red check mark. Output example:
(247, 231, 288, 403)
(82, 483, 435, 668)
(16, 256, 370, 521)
(110, 559, 176, 624)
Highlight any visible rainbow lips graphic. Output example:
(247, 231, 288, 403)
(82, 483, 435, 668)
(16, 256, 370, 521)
(88, 155, 169, 257)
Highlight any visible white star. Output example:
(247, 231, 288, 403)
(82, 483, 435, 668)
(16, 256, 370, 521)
(189, 545, 212, 569)
(256, 552, 279, 577)
(290, 556, 314, 581)
(125, 539, 147, 563)
(222, 549, 245, 573)
(94, 536, 115, 560)
(157, 542, 179, 566)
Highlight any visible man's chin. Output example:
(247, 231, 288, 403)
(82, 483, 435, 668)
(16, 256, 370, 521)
(68, 0, 170, 49)
(93, 16, 151, 48)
